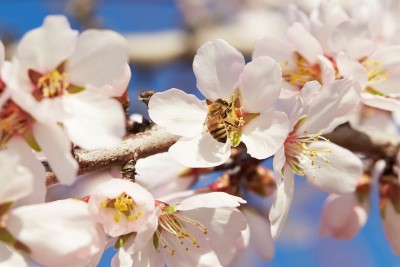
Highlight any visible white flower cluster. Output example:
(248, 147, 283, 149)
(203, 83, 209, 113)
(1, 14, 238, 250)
(1, 0, 400, 265)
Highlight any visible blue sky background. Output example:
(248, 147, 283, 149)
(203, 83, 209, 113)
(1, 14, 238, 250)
(1, 1, 399, 266)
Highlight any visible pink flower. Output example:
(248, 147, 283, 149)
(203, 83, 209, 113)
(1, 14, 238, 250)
(149, 39, 289, 168)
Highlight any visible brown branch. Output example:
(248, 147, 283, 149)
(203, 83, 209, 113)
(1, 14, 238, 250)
(73, 124, 179, 175)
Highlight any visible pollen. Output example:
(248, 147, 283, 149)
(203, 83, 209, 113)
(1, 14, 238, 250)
(154, 210, 207, 255)
(0, 99, 34, 149)
(281, 52, 321, 89)
(31, 69, 70, 101)
(101, 192, 142, 223)
(285, 131, 331, 178)
(361, 59, 389, 83)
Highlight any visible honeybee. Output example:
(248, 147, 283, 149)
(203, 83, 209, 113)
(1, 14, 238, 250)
(205, 98, 242, 146)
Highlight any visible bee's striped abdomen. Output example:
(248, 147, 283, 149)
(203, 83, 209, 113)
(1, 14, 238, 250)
(208, 122, 227, 143)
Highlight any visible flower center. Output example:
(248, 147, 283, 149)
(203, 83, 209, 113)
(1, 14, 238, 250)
(153, 205, 208, 256)
(284, 131, 331, 178)
(361, 59, 389, 83)
(101, 192, 142, 223)
(282, 52, 321, 89)
(204, 94, 258, 147)
(0, 99, 34, 149)
(29, 68, 70, 101)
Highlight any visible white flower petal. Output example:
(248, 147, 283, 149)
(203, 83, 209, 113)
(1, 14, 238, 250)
(272, 145, 286, 185)
(8, 199, 105, 267)
(177, 192, 246, 211)
(239, 56, 282, 112)
(88, 179, 155, 237)
(7, 138, 46, 205)
(17, 15, 78, 72)
(169, 134, 231, 168)
(86, 64, 131, 97)
(63, 92, 125, 149)
(242, 111, 289, 160)
(329, 19, 375, 60)
(129, 242, 164, 267)
(320, 194, 368, 239)
(135, 153, 195, 198)
(287, 23, 323, 64)
(360, 93, 400, 111)
(0, 244, 28, 267)
(148, 88, 207, 137)
(0, 149, 33, 203)
(33, 122, 78, 185)
(337, 52, 368, 88)
(68, 30, 128, 87)
(242, 208, 274, 260)
(317, 55, 335, 85)
(193, 39, 245, 100)
(299, 78, 360, 134)
(303, 142, 362, 194)
(253, 36, 294, 63)
(269, 165, 294, 240)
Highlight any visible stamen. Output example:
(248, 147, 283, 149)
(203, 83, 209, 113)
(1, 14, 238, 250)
(101, 193, 142, 223)
(281, 53, 321, 88)
(32, 69, 70, 101)
(285, 132, 331, 178)
(361, 60, 389, 83)
(155, 210, 207, 255)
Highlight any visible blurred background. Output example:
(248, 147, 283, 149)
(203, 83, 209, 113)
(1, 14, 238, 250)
(1, 0, 399, 266)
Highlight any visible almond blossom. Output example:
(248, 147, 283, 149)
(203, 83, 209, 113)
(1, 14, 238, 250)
(88, 179, 155, 237)
(112, 192, 247, 267)
(270, 79, 363, 239)
(0, 150, 105, 267)
(149, 39, 289, 168)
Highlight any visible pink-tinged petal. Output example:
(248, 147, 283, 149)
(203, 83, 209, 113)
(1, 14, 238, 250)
(0, 149, 33, 203)
(17, 15, 78, 72)
(135, 153, 195, 198)
(0, 244, 28, 267)
(63, 92, 125, 149)
(253, 36, 295, 64)
(183, 207, 248, 266)
(86, 64, 131, 97)
(371, 76, 400, 96)
(303, 142, 362, 194)
(370, 46, 400, 71)
(242, 208, 274, 260)
(242, 111, 289, 160)
(111, 248, 133, 267)
(8, 199, 105, 267)
(317, 55, 335, 84)
(128, 242, 164, 267)
(382, 202, 400, 255)
(329, 19, 375, 60)
(68, 30, 128, 87)
(193, 39, 245, 100)
(269, 165, 295, 240)
(337, 52, 368, 88)
(128, 209, 161, 254)
(309, 0, 348, 53)
(177, 192, 246, 211)
(320, 194, 368, 239)
(7, 138, 46, 205)
(88, 179, 155, 237)
(239, 56, 282, 112)
(33, 122, 78, 185)
(300, 80, 321, 108)
(46, 170, 116, 202)
(274, 91, 304, 131)
(148, 89, 207, 137)
(272, 145, 286, 185)
(360, 93, 400, 111)
(169, 134, 231, 168)
(287, 23, 323, 64)
(299, 78, 360, 135)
